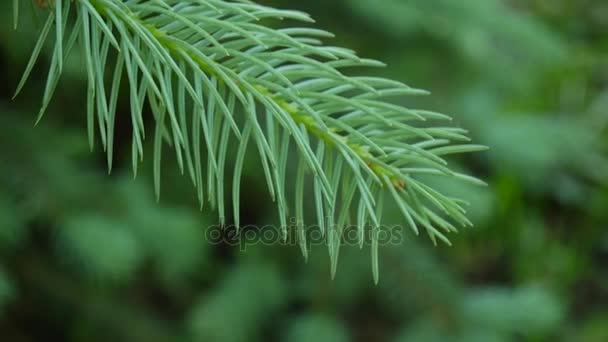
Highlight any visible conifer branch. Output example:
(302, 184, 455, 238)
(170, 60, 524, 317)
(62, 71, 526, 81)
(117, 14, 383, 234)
(14, 0, 487, 280)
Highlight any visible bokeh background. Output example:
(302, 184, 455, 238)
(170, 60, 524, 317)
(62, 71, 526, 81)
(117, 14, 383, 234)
(1, 0, 608, 341)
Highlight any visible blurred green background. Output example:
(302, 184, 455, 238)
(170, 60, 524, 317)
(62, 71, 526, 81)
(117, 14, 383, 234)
(1, 0, 608, 341)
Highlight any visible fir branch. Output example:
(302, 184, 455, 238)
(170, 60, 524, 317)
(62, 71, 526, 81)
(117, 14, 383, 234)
(13, 0, 487, 281)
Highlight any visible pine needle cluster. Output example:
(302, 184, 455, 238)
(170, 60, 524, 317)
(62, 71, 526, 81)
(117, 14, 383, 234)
(13, 0, 486, 281)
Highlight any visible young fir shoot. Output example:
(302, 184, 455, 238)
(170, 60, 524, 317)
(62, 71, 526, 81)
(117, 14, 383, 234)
(13, 0, 487, 282)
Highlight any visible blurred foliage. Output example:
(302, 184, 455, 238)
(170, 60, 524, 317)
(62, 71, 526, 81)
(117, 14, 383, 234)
(1, 0, 608, 341)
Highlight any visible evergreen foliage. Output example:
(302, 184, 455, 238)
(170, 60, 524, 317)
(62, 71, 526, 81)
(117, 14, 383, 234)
(13, 0, 485, 278)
